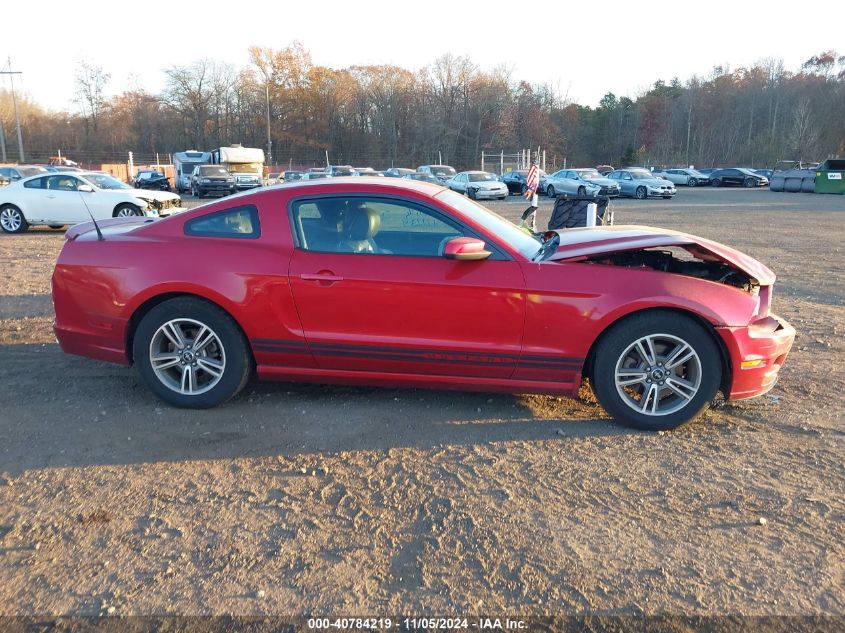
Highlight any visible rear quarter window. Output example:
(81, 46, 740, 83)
(184, 204, 260, 239)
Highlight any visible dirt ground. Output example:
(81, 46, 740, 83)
(0, 187, 843, 619)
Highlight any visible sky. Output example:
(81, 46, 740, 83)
(3, 0, 843, 113)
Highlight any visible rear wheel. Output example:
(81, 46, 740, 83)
(635, 186, 647, 199)
(0, 205, 29, 233)
(48, 224, 66, 230)
(592, 312, 720, 430)
(133, 297, 252, 408)
(114, 204, 143, 218)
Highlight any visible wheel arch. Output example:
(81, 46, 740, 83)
(582, 306, 732, 398)
(125, 291, 255, 367)
(113, 201, 142, 217)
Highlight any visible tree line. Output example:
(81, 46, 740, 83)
(1, 44, 843, 170)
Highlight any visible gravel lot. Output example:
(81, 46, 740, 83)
(0, 187, 843, 619)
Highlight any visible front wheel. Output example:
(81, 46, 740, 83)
(577, 186, 586, 196)
(688, 177, 697, 187)
(546, 185, 556, 198)
(114, 204, 143, 218)
(591, 312, 721, 430)
(133, 297, 252, 408)
(0, 205, 29, 233)
(635, 186, 647, 199)
(468, 188, 477, 200)
(743, 178, 756, 188)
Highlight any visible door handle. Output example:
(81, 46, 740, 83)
(46, 194, 57, 199)
(300, 272, 343, 283)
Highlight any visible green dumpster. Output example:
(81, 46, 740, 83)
(815, 159, 845, 194)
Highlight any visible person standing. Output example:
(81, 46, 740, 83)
(520, 160, 540, 231)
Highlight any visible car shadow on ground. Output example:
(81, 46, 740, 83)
(0, 342, 629, 474)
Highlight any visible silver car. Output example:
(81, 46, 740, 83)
(606, 168, 677, 199)
(543, 168, 621, 198)
(446, 171, 509, 200)
(653, 168, 710, 187)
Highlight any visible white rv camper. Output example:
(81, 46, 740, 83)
(210, 145, 265, 191)
(173, 151, 211, 193)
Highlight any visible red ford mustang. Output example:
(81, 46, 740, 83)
(51, 178, 794, 430)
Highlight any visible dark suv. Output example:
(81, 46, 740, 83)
(191, 165, 236, 198)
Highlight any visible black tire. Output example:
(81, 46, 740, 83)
(48, 224, 66, 230)
(468, 188, 477, 200)
(743, 178, 756, 188)
(688, 177, 697, 187)
(635, 186, 647, 200)
(711, 178, 721, 187)
(546, 185, 556, 198)
(114, 204, 143, 218)
(577, 186, 586, 196)
(0, 204, 28, 233)
(591, 312, 721, 431)
(133, 297, 252, 409)
(520, 183, 528, 195)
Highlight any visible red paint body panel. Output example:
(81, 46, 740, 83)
(51, 180, 795, 403)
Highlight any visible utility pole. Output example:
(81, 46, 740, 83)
(264, 82, 272, 166)
(0, 118, 6, 163)
(0, 58, 24, 162)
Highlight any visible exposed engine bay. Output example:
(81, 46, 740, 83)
(585, 248, 758, 292)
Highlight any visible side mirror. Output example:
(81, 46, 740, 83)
(78, 184, 94, 193)
(443, 237, 491, 261)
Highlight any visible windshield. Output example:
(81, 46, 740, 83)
(435, 189, 540, 259)
(432, 166, 457, 177)
(180, 162, 204, 175)
(227, 162, 262, 174)
(82, 173, 132, 190)
(333, 166, 354, 175)
(577, 169, 602, 180)
(467, 172, 498, 182)
(630, 170, 653, 180)
(201, 166, 230, 176)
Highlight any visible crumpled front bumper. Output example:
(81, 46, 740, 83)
(717, 314, 795, 400)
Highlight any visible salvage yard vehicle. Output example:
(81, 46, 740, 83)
(606, 168, 677, 199)
(709, 168, 769, 188)
(191, 165, 236, 198)
(417, 164, 457, 183)
(0, 172, 182, 233)
(134, 169, 171, 191)
(653, 168, 711, 187)
(501, 168, 547, 195)
(51, 178, 794, 431)
(0, 165, 48, 182)
(447, 171, 509, 200)
(543, 168, 621, 198)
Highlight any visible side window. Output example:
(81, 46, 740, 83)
(184, 204, 260, 239)
(622, 173, 632, 181)
(291, 196, 477, 258)
(24, 177, 47, 189)
(46, 175, 79, 191)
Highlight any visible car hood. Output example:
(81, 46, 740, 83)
(544, 225, 775, 285)
(127, 188, 179, 201)
(471, 181, 506, 189)
(637, 178, 674, 187)
(582, 177, 617, 187)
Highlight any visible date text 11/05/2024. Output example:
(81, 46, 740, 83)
(307, 617, 527, 630)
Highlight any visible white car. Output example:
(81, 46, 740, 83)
(446, 171, 509, 200)
(0, 171, 182, 234)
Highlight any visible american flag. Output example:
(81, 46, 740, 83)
(526, 163, 539, 193)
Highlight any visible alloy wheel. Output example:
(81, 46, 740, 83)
(613, 333, 702, 417)
(149, 318, 226, 396)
